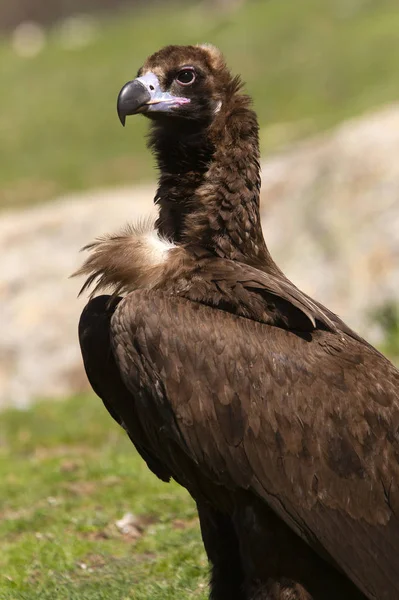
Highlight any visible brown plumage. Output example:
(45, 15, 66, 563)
(76, 44, 399, 600)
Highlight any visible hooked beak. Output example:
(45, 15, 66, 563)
(117, 80, 151, 126)
(117, 72, 190, 126)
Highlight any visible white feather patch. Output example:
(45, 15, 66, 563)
(143, 230, 176, 265)
(75, 222, 178, 296)
(214, 100, 222, 114)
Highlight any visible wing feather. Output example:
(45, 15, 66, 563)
(111, 289, 399, 600)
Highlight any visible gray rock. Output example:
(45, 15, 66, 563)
(0, 185, 156, 408)
(261, 105, 399, 334)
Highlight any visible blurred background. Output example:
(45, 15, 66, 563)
(0, 0, 398, 597)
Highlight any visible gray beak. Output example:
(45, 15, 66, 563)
(117, 72, 191, 126)
(117, 80, 151, 126)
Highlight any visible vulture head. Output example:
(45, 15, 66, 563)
(115, 44, 264, 256)
(117, 44, 240, 127)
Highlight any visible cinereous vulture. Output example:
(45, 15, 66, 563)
(76, 44, 399, 600)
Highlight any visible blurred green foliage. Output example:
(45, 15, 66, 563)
(0, 0, 398, 208)
(0, 395, 207, 599)
(373, 302, 399, 362)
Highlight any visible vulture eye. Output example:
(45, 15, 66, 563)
(176, 68, 196, 86)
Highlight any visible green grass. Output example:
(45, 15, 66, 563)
(0, 0, 399, 208)
(0, 395, 208, 599)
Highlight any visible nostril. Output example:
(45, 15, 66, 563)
(149, 85, 155, 91)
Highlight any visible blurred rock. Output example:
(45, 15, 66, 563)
(262, 105, 399, 335)
(0, 106, 398, 408)
(0, 185, 156, 409)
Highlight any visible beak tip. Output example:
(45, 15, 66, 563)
(116, 79, 151, 125)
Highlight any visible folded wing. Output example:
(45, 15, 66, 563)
(111, 289, 399, 600)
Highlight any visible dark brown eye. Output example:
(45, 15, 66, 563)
(176, 68, 196, 86)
